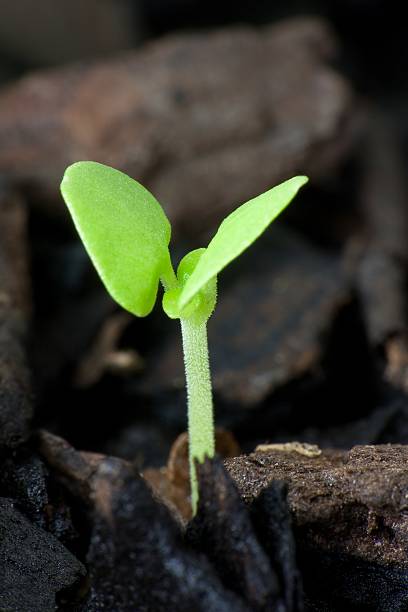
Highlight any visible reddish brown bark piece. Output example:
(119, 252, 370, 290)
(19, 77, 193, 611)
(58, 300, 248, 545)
(144, 429, 240, 522)
(225, 444, 408, 566)
(356, 112, 408, 392)
(359, 111, 408, 262)
(0, 183, 32, 448)
(37, 429, 107, 504)
(0, 18, 353, 236)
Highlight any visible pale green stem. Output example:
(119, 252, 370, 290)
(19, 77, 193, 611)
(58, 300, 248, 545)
(180, 317, 215, 514)
(160, 250, 178, 291)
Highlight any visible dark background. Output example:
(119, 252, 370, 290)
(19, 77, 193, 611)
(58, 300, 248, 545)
(1, 1, 407, 96)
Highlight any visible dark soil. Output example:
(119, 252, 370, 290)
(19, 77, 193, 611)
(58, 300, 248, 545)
(1, 3, 408, 611)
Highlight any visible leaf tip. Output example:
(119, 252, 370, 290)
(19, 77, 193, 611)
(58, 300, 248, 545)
(292, 175, 309, 188)
(61, 161, 89, 194)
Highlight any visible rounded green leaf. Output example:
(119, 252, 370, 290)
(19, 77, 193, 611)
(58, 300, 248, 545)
(179, 176, 308, 309)
(61, 161, 173, 316)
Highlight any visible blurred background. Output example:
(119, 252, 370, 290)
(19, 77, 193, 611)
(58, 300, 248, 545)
(1, 0, 408, 469)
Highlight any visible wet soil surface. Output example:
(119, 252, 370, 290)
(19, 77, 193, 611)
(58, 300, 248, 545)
(2, 5, 408, 611)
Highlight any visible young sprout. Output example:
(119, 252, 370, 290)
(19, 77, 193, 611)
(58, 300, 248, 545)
(61, 162, 308, 512)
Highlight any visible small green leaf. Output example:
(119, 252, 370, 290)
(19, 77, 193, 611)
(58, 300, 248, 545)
(179, 176, 308, 309)
(163, 249, 217, 322)
(61, 161, 173, 316)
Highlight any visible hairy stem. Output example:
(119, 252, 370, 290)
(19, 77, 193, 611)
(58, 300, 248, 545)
(160, 250, 178, 291)
(180, 317, 215, 513)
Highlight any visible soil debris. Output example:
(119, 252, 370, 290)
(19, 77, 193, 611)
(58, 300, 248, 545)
(255, 441, 322, 457)
(0, 183, 32, 449)
(225, 444, 408, 609)
(0, 497, 85, 612)
(74, 311, 142, 388)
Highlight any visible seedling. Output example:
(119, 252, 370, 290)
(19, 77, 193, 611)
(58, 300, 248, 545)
(61, 162, 308, 512)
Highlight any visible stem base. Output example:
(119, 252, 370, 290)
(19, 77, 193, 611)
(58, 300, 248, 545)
(180, 317, 215, 513)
